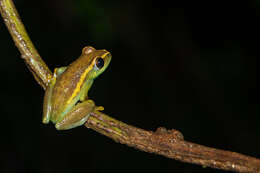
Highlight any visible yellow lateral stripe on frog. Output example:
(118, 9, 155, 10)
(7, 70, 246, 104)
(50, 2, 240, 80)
(66, 63, 94, 105)
(66, 52, 110, 105)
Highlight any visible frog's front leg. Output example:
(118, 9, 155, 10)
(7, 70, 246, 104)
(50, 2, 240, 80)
(79, 80, 93, 101)
(55, 100, 103, 130)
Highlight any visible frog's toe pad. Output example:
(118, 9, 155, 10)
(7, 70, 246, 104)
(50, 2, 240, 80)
(95, 106, 104, 111)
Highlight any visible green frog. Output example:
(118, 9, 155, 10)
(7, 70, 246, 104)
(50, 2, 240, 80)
(42, 46, 111, 130)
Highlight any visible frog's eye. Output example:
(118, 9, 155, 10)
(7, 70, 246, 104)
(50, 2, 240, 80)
(95, 57, 104, 69)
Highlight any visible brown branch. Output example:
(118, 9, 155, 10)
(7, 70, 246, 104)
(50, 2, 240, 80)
(1, 0, 260, 172)
(0, 0, 52, 89)
(86, 111, 260, 173)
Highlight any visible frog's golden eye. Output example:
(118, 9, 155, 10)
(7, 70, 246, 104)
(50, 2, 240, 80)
(95, 57, 104, 69)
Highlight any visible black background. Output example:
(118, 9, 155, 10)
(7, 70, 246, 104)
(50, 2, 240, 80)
(0, 0, 259, 173)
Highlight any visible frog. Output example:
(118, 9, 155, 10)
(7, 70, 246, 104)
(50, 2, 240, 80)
(42, 46, 111, 130)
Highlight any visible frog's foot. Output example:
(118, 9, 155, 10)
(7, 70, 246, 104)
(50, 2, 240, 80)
(54, 67, 67, 77)
(95, 106, 104, 111)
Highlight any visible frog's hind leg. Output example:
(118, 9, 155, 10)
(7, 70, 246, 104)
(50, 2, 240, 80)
(55, 100, 96, 130)
(42, 67, 67, 124)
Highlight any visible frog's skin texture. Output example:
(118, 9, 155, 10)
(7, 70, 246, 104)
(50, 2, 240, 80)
(42, 46, 111, 130)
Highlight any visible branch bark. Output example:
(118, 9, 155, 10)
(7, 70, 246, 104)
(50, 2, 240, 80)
(0, 0, 52, 89)
(86, 111, 260, 173)
(1, 0, 260, 172)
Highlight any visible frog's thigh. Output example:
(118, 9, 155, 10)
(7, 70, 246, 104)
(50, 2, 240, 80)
(55, 100, 96, 130)
(42, 67, 67, 124)
(42, 79, 55, 124)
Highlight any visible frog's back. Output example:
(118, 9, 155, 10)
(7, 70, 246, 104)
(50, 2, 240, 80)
(50, 54, 94, 121)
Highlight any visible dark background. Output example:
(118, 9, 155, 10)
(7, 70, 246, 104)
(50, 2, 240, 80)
(0, 0, 259, 173)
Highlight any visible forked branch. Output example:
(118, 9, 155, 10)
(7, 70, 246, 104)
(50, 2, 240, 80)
(1, 0, 259, 172)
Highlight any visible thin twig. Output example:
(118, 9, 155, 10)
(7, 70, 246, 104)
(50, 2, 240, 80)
(1, 0, 259, 172)
(0, 0, 52, 89)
